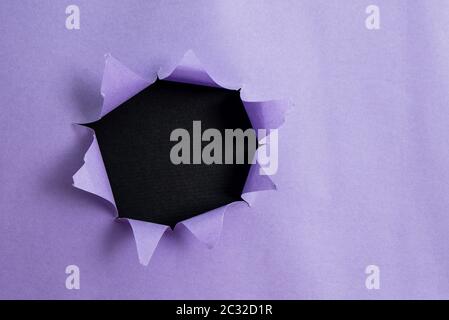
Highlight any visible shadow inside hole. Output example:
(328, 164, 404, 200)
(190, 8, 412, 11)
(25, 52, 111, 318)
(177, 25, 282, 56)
(85, 79, 255, 228)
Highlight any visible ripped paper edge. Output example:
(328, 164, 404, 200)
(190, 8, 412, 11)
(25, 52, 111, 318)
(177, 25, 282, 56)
(72, 50, 287, 265)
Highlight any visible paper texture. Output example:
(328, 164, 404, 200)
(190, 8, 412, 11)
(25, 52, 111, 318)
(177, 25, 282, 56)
(73, 51, 285, 265)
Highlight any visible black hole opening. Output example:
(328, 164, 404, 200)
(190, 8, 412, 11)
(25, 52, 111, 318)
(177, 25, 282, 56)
(85, 79, 255, 229)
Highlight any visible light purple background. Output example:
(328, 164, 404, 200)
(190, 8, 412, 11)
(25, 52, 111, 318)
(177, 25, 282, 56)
(1, 0, 449, 299)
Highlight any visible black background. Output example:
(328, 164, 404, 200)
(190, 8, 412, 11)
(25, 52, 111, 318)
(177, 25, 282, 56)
(86, 80, 254, 228)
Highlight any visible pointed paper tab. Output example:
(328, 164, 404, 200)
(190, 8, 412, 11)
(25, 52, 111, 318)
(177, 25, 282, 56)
(181, 205, 228, 248)
(241, 163, 276, 207)
(101, 54, 152, 117)
(128, 219, 168, 266)
(72, 134, 116, 207)
(242, 99, 289, 131)
(158, 50, 218, 87)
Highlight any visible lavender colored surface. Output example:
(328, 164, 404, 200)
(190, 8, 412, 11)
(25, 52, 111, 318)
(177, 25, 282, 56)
(72, 52, 281, 266)
(1, 0, 449, 299)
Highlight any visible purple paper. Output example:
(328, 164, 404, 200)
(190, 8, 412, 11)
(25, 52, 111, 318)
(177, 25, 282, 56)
(72, 134, 116, 207)
(242, 100, 288, 132)
(72, 51, 284, 265)
(3, 1, 449, 299)
(100, 54, 153, 117)
(127, 219, 169, 266)
(181, 205, 228, 249)
(158, 50, 221, 88)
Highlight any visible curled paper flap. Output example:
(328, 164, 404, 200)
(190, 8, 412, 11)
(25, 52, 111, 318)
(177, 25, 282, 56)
(180, 205, 228, 249)
(101, 54, 152, 117)
(158, 50, 219, 88)
(241, 162, 277, 207)
(72, 134, 116, 208)
(73, 52, 284, 265)
(242, 99, 288, 131)
(128, 219, 168, 266)
(74, 55, 152, 207)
